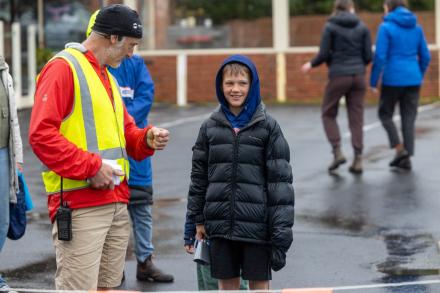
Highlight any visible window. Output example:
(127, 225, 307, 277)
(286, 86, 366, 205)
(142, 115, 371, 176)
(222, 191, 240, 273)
(139, 0, 273, 50)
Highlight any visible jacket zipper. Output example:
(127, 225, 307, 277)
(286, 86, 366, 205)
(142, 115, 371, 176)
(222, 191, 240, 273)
(229, 127, 239, 239)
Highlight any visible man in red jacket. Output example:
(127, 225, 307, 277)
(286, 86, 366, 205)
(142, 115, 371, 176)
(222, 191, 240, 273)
(29, 5, 169, 290)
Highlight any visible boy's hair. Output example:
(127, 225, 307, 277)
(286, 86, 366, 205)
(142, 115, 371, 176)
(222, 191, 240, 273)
(222, 63, 251, 80)
(333, 0, 354, 13)
(384, 0, 408, 11)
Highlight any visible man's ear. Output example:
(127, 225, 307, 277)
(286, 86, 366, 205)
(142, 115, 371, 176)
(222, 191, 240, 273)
(109, 35, 119, 44)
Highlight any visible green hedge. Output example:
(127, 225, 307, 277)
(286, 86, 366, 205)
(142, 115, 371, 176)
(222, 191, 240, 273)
(172, 0, 434, 22)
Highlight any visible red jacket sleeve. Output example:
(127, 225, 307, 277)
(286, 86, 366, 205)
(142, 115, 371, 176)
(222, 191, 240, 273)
(29, 59, 101, 180)
(123, 105, 155, 161)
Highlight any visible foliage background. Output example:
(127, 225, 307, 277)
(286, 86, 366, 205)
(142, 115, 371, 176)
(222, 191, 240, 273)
(172, 0, 435, 22)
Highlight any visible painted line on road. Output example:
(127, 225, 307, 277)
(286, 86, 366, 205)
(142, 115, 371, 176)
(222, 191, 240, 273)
(333, 279, 440, 290)
(156, 113, 210, 129)
(9, 279, 440, 293)
(343, 101, 440, 138)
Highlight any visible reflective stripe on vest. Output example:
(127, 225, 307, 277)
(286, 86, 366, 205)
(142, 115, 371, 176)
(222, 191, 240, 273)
(42, 48, 129, 195)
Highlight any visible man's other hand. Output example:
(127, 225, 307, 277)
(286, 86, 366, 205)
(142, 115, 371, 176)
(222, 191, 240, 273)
(146, 127, 170, 150)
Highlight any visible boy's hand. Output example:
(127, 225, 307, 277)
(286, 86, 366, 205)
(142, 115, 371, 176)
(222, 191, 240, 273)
(146, 127, 170, 150)
(184, 244, 195, 254)
(196, 224, 206, 240)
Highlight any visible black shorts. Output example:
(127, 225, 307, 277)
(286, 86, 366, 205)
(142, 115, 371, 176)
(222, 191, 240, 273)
(210, 238, 272, 281)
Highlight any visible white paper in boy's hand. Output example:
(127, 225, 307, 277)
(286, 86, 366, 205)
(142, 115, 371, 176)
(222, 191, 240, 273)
(102, 159, 123, 186)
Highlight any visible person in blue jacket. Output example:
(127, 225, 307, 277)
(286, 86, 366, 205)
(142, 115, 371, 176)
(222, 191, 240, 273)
(370, 0, 431, 170)
(87, 11, 174, 283)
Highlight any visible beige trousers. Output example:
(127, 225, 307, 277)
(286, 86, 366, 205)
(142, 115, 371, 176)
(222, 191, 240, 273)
(52, 202, 129, 290)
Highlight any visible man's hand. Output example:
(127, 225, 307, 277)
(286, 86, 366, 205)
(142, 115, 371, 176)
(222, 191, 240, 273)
(146, 127, 170, 150)
(88, 162, 124, 190)
(370, 87, 379, 94)
(195, 224, 206, 241)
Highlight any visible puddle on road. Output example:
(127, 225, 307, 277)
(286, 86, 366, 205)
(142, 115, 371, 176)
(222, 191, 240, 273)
(297, 213, 374, 233)
(5, 257, 56, 289)
(376, 232, 440, 276)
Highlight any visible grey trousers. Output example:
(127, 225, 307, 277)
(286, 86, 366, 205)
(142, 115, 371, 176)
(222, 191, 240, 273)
(322, 74, 366, 155)
(378, 85, 420, 156)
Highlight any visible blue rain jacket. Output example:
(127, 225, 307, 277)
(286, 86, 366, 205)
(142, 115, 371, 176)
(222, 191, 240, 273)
(370, 7, 431, 87)
(109, 54, 154, 187)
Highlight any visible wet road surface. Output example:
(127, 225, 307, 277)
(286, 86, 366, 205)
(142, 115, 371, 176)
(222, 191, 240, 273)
(1, 103, 440, 292)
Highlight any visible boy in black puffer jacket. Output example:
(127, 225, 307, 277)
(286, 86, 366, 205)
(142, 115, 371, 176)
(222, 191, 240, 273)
(186, 54, 295, 290)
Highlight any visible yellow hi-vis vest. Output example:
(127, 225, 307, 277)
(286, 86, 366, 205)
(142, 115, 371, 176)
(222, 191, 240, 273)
(42, 46, 129, 194)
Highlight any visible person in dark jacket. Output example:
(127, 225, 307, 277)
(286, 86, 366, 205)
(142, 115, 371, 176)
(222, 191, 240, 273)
(370, 0, 431, 170)
(301, 0, 372, 174)
(186, 54, 295, 290)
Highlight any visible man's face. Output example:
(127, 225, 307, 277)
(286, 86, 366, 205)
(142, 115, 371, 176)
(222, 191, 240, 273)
(222, 71, 250, 114)
(107, 36, 139, 68)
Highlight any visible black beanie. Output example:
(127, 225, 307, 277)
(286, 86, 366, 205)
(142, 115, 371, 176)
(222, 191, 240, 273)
(92, 4, 142, 39)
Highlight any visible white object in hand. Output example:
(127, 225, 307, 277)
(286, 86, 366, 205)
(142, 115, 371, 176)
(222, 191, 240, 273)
(102, 159, 123, 186)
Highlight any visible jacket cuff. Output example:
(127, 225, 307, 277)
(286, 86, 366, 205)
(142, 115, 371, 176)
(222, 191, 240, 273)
(194, 214, 205, 224)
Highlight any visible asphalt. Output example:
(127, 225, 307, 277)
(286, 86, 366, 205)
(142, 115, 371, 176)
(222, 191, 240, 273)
(1, 103, 440, 292)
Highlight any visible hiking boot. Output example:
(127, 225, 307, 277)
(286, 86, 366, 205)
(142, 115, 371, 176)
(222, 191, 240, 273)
(389, 149, 409, 167)
(328, 147, 347, 171)
(349, 155, 363, 174)
(136, 255, 174, 283)
(397, 157, 412, 171)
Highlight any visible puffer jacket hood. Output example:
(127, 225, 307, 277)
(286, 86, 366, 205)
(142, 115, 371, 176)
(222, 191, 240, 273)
(215, 54, 261, 129)
(384, 6, 417, 28)
(328, 11, 359, 28)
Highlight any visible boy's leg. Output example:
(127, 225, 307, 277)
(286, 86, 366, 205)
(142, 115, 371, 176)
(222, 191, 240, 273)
(210, 238, 241, 289)
(249, 280, 270, 290)
(218, 278, 240, 290)
(241, 242, 271, 287)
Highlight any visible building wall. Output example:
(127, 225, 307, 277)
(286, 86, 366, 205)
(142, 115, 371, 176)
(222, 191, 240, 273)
(290, 11, 435, 46)
(145, 56, 177, 103)
(142, 50, 439, 104)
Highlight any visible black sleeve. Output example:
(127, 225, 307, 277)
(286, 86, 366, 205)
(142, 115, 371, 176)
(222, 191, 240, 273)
(311, 24, 332, 67)
(363, 26, 373, 65)
(265, 119, 295, 271)
(187, 122, 209, 224)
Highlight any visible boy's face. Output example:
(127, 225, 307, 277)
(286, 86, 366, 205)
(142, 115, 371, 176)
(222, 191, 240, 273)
(222, 71, 250, 114)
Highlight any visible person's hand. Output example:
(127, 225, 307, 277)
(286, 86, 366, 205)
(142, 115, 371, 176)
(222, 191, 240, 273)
(16, 163, 23, 172)
(146, 127, 170, 150)
(88, 162, 124, 190)
(370, 87, 379, 94)
(301, 62, 312, 73)
(185, 244, 195, 254)
(195, 224, 206, 240)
